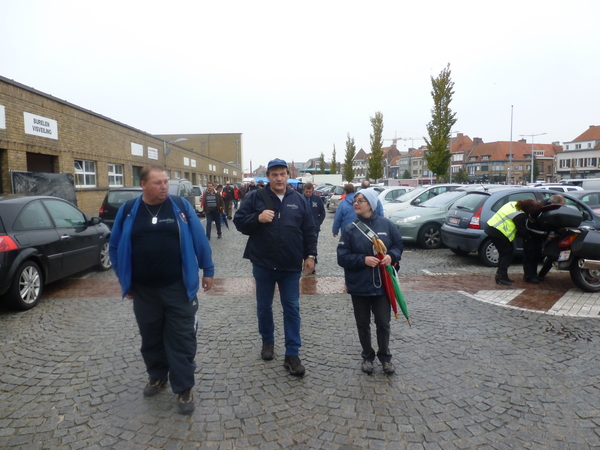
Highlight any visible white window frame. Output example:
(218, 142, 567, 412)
(108, 163, 124, 187)
(74, 159, 96, 187)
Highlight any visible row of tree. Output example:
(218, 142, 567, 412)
(325, 64, 459, 183)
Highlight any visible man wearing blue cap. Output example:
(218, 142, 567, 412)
(234, 158, 318, 377)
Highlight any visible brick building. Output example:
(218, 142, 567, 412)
(0, 76, 241, 215)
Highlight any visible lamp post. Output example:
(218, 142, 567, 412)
(163, 138, 188, 158)
(519, 132, 546, 183)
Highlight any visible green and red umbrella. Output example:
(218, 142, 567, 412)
(371, 237, 411, 326)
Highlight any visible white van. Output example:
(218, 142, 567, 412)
(561, 178, 600, 190)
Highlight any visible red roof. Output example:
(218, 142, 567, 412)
(467, 141, 562, 161)
(571, 125, 600, 142)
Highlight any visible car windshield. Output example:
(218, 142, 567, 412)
(395, 186, 426, 203)
(332, 186, 344, 195)
(419, 190, 465, 207)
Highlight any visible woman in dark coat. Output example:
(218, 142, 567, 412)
(337, 189, 404, 375)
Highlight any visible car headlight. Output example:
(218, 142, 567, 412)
(396, 215, 421, 223)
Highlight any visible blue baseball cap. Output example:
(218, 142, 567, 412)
(267, 158, 288, 170)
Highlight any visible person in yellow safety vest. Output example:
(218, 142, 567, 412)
(484, 201, 527, 285)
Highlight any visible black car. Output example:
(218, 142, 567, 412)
(0, 195, 112, 310)
(98, 187, 143, 229)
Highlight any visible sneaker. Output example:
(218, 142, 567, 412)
(361, 360, 374, 374)
(143, 377, 168, 397)
(261, 342, 274, 361)
(217, 235, 222, 239)
(177, 389, 195, 415)
(283, 356, 305, 377)
(382, 362, 395, 375)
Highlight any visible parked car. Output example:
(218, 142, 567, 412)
(441, 188, 600, 266)
(566, 190, 600, 214)
(168, 178, 195, 206)
(389, 189, 468, 249)
(532, 183, 583, 193)
(384, 184, 466, 218)
(191, 185, 204, 215)
(326, 185, 346, 211)
(378, 186, 415, 204)
(99, 187, 143, 229)
(0, 195, 112, 310)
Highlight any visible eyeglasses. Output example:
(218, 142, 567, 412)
(353, 199, 368, 204)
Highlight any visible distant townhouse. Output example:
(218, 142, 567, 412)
(556, 125, 600, 180)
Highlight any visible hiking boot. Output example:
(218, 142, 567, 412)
(361, 360, 374, 374)
(283, 356, 305, 377)
(261, 342, 274, 361)
(143, 377, 168, 397)
(177, 389, 195, 415)
(382, 362, 395, 375)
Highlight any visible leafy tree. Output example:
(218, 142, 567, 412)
(424, 64, 457, 179)
(454, 168, 469, 183)
(367, 111, 384, 181)
(343, 133, 356, 182)
(319, 152, 326, 174)
(402, 169, 411, 179)
(330, 145, 337, 174)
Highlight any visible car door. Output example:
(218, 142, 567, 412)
(11, 199, 64, 281)
(42, 199, 101, 276)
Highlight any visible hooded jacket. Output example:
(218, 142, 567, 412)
(109, 195, 214, 300)
(234, 185, 318, 272)
(332, 192, 357, 235)
(337, 213, 404, 296)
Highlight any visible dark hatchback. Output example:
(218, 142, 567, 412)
(0, 195, 112, 310)
(98, 187, 143, 229)
(441, 188, 600, 266)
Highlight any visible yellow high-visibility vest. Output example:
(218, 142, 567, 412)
(486, 201, 523, 242)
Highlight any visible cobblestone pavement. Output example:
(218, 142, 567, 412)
(1, 213, 600, 449)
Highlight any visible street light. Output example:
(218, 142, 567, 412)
(163, 138, 188, 158)
(519, 132, 546, 183)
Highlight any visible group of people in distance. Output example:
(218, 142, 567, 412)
(109, 160, 403, 415)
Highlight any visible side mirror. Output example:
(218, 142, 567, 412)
(89, 216, 102, 226)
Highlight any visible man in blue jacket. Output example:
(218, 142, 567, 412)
(332, 184, 357, 238)
(303, 182, 325, 274)
(234, 158, 317, 377)
(109, 165, 214, 415)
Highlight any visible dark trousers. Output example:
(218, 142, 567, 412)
(523, 236, 544, 278)
(205, 210, 222, 238)
(225, 200, 233, 218)
(489, 234, 514, 278)
(351, 295, 392, 363)
(131, 280, 198, 394)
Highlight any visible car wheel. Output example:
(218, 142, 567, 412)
(417, 224, 442, 249)
(97, 241, 112, 271)
(450, 248, 470, 256)
(7, 261, 43, 310)
(478, 239, 499, 267)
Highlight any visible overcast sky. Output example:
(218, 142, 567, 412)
(2, 0, 598, 173)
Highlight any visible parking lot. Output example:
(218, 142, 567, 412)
(1, 213, 600, 449)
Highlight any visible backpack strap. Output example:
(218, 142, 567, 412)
(258, 188, 275, 211)
(352, 219, 379, 244)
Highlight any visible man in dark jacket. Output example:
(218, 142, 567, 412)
(234, 158, 317, 377)
(303, 182, 325, 274)
(223, 182, 235, 219)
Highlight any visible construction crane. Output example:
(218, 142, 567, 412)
(382, 131, 423, 147)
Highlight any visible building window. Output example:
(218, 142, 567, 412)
(74, 159, 96, 187)
(588, 143, 592, 148)
(575, 144, 582, 149)
(481, 156, 489, 160)
(480, 165, 489, 172)
(174, 171, 181, 179)
(469, 156, 477, 161)
(108, 163, 124, 186)
(165, 169, 171, 179)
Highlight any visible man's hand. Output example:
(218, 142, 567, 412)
(333, 233, 338, 237)
(303, 257, 315, 275)
(124, 292, 133, 300)
(202, 277, 213, 292)
(259, 210, 275, 223)
(379, 254, 392, 266)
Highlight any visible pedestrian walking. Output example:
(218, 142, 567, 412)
(223, 182, 235, 219)
(201, 182, 225, 240)
(303, 182, 325, 274)
(109, 165, 214, 415)
(234, 158, 318, 377)
(337, 189, 403, 375)
(332, 184, 357, 238)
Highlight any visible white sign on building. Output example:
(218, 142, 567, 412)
(0, 105, 6, 129)
(148, 147, 158, 160)
(23, 112, 58, 140)
(131, 142, 144, 157)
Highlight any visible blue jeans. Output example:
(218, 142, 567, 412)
(252, 264, 302, 356)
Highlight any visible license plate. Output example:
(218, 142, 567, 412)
(558, 250, 571, 262)
(448, 217, 460, 225)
